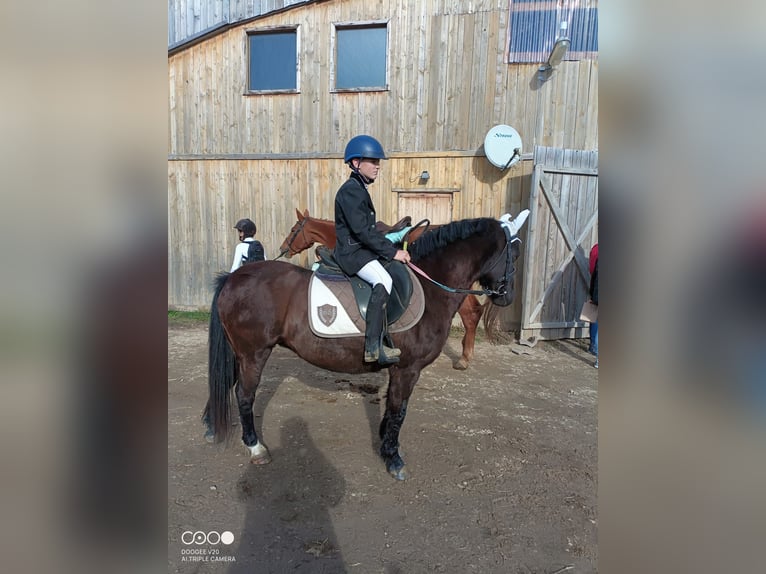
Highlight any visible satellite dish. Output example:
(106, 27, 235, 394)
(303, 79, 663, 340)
(484, 125, 523, 169)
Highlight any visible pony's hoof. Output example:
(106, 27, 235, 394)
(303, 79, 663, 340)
(203, 429, 215, 443)
(245, 442, 272, 465)
(249, 453, 272, 465)
(453, 358, 469, 370)
(385, 455, 406, 480)
(389, 467, 407, 481)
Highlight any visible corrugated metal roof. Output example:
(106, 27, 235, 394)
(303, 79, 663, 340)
(168, 0, 322, 52)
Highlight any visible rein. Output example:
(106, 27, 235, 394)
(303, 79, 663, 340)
(406, 229, 521, 297)
(406, 261, 497, 296)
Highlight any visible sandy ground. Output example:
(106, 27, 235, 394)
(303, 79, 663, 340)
(168, 320, 597, 573)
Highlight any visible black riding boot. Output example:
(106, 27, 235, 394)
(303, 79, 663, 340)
(364, 284, 401, 364)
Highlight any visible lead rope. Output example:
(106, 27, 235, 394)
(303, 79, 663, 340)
(273, 249, 288, 261)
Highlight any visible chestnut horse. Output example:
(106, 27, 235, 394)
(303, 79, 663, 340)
(276, 209, 497, 369)
(204, 216, 523, 480)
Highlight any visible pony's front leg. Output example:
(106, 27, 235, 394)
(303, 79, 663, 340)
(455, 295, 482, 370)
(236, 352, 272, 464)
(379, 367, 420, 480)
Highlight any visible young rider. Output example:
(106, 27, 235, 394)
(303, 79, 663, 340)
(333, 135, 411, 365)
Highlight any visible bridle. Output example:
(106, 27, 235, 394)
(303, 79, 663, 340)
(484, 225, 521, 297)
(274, 217, 310, 260)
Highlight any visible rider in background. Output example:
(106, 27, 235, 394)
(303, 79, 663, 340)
(230, 218, 266, 272)
(333, 135, 411, 365)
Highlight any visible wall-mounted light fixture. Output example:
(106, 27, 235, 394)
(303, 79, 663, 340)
(419, 170, 430, 181)
(538, 22, 570, 80)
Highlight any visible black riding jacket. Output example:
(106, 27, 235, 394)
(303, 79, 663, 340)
(334, 172, 397, 275)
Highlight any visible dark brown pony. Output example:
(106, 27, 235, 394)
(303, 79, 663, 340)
(277, 209, 499, 369)
(205, 217, 522, 480)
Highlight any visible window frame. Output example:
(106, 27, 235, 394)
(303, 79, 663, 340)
(331, 20, 390, 93)
(245, 25, 300, 95)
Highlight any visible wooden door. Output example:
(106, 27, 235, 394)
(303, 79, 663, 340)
(520, 146, 598, 342)
(397, 192, 453, 225)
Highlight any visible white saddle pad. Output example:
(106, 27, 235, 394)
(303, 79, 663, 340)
(308, 276, 364, 336)
(308, 268, 425, 338)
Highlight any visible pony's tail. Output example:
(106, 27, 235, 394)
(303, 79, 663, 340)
(482, 301, 505, 344)
(203, 273, 238, 442)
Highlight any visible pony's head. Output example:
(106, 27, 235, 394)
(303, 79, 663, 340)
(279, 209, 314, 257)
(479, 212, 527, 307)
(478, 231, 522, 307)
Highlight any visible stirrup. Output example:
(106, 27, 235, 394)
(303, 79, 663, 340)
(382, 344, 401, 358)
(377, 352, 400, 365)
(378, 344, 400, 365)
(364, 348, 379, 363)
(382, 333, 400, 357)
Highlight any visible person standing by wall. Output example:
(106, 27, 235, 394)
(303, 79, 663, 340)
(230, 218, 266, 272)
(333, 135, 411, 365)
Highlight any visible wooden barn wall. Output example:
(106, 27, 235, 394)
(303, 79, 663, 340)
(168, 155, 532, 314)
(168, 0, 598, 319)
(168, 0, 598, 156)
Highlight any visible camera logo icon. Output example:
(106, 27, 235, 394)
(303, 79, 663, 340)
(181, 530, 234, 545)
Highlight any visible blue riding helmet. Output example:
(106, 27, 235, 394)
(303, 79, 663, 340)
(344, 135, 387, 164)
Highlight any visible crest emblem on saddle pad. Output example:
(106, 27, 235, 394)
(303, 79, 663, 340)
(317, 304, 337, 327)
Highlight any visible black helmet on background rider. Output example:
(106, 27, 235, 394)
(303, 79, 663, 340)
(344, 135, 387, 165)
(234, 218, 256, 237)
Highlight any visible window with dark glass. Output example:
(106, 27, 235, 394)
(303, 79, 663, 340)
(248, 29, 297, 91)
(335, 25, 388, 90)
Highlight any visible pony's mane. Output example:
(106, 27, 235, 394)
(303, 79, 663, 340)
(409, 218, 494, 261)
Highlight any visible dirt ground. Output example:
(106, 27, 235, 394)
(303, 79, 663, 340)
(168, 320, 598, 573)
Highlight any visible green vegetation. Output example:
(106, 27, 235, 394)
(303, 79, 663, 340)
(168, 310, 210, 325)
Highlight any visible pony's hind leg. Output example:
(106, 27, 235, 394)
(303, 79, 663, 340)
(236, 349, 273, 464)
(379, 367, 420, 480)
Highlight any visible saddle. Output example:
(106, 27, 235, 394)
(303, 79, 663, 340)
(375, 216, 412, 235)
(308, 246, 424, 338)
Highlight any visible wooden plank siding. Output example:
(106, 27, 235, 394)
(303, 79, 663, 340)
(168, 155, 534, 308)
(168, 0, 598, 314)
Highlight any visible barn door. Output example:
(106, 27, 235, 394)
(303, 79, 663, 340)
(520, 146, 598, 342)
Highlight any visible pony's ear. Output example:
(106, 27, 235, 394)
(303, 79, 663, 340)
(297, 208, 304, 220)
(303, 209, 310, 217)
